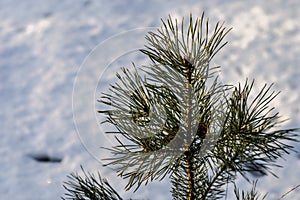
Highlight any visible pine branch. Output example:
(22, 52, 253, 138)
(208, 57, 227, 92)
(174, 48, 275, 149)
(62, 166, 123, 200)
(201, 80, 298, 199)
(234, 181, 267, 200)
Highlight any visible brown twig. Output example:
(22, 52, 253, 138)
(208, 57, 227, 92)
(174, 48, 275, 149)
(277, 184, 300, 200)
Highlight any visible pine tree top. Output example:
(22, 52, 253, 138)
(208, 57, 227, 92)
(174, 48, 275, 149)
(63, 13, 299, 200)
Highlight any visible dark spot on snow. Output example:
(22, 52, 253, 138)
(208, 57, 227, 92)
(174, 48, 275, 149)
(235, 67, 242, 76)
(43, 12, 52, 18)
(16, 27, 25, 33)
(28, 153, 62, 163)
(83, 0, 91, 7)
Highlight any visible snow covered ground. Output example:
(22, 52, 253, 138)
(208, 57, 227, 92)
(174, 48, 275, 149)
(1, 0, 299, 199)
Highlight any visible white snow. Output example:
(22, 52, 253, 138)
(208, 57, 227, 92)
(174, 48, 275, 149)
(1, 0, 299, 199)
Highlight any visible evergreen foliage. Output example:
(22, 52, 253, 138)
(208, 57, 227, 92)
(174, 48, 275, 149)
(62, 13, 298, 200)
(62, 166, 122, 200)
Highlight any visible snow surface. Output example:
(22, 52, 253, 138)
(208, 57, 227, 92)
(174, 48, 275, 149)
(1, 0, 300, 199)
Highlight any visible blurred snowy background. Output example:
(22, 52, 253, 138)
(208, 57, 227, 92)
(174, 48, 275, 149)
(1, 0, 299, 199)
